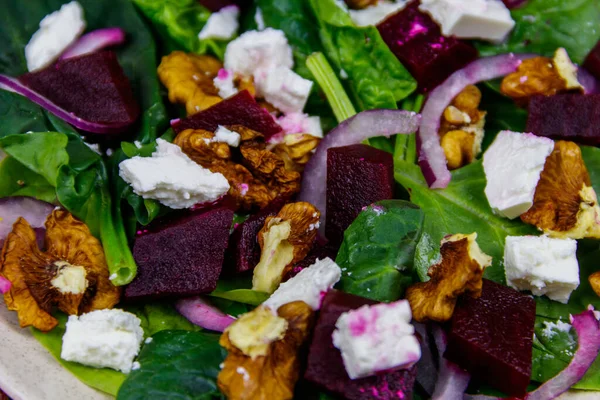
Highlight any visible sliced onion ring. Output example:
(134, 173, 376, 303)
(175, 296, 236, 332)
(0, 74, 134, 134)
(298, 109, 421, 228)
(431, 324, 471, 400)
(418, 54, 522, 189)
(61, 28, 126, 60)
(578, 68, 600, 94)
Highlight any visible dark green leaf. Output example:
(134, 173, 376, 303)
(0, 91, 50, 136)
(0, 156, 56, 202)
(479, 85, 528, 152)
(125, 301, 201, 337)
(336, 200, 424, 302)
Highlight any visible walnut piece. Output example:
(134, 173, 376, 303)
(590, 272, 600, 297)
(157, 51, 223, 115)
(218, 301, 315, 400)
(344, 0, 378, 9)
(406, 233, 492, 322)
(174, 126, 301, 210)
(0, 210, 120, 331)
(521, 141, 600, 239)
(272, 133, 321, 172)
(439, 85, 487, 170)
(501, 48, 583, 105)
(252, 202, 320, 293)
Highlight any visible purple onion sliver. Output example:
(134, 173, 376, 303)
(60, 28, 126, 60)
(431, 324, 471, 400)
(175, 296, 236, 332)
(0, 276, 11, 294)
(578, 68, 600, 94)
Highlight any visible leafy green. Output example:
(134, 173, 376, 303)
(336, 201, 424, 302)
(479, 85, 528, 152)
(31, 314, 127, 397)
(117, 330, 226, 400)
(209, 275, 269, 306)
(395, 94, 425, 164)
(395, 160, 538, 283)
(125, 301, 201, 337)
(477, 0, 600, 64)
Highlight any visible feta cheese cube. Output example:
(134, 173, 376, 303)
(25, 1, 86, 72)
(419, 0, 515, 42)
(504, 236, 579, 304)
(119, 139, 230, 209)
(213, 69, 238, 99)
(214, 125, 241, 147)
(349, 1, 407, 27)
(277, 113, 323, 138)
(198, 5, 240, 40)
(483, 131, 554, 219)
(61, 309, 144, 373)
(224, 28, 293, 77)
(332, 300, 421, 379)
(263, 257, 342, 312)
(256, 66, 313, 114)
(255, 8, 266, 31)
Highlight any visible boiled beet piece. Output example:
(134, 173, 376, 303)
(125, 207, 234, 300)
(282, 243, 338, 281)
(377, 1, 478, 92)
(172, 90, 282, 141)
(305, 290, 418, 400)
(445, 279, 535, 397)
(527, 94, 600, 146)
(501, 0, 528, 8)
(583, 40, 600, 80)
(326, 144, 394, 248)
(19, 51, 139, 127)
(198, 0, 237, 11)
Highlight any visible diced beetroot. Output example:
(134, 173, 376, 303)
(282, 243, 338, 282)
(198, 0, 237, 12)
(226, 197, 287, 274)
(172, 90, 282, 141)
(377, 1, 478, 92)
(501, 0, 528, 8)
(527, 94, 600, 146)
(124, 207, 234, 300)
(444, 279, 535, 397)
(584, 41, 600, 81)
(305, 290, 418, 400)
(326, 144, 394, 248)
(18, 51, 139, 126)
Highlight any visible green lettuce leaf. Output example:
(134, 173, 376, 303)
(336, 201, 424, 302)
(209, 275, 269, 306)
(117, 330, 226, 400)
(125, 301, 201, 337)
(395, 160, 538, 283)
(477, 0, 600, 64)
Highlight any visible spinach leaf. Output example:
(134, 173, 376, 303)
(31, 313, 127, 397)
(479, 85, 528, 152)
(117, 330, 226, 400)
(476, 0, 600, 64)
(0, 156, 56, 202)
(531, 316, 578, 385)
(395, 160, 538, 283)
(125, 301, 201, 337)
(210, 275, 269, 306)
(0, 91, 51, 136)
(336, 201, 424, 302)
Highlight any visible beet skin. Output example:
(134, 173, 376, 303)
(583, 40, 600, 80)
(125, 207, 233, 300)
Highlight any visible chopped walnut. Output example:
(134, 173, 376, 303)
(174, 126, 301, 210)
(406, 233, 492, 322)
(521, 141, 600, 239)
(157, 51, 223, 115)
(218, 301, 315, 400)
(501, 48, 583, 105)
(590, 272, 600, 297)
(1, 210, 120, 332)
(272, 133, 321, 172)
(252, 202, 320, 293)
(439, 85, 487, 170)
(344, 0, 378, 9)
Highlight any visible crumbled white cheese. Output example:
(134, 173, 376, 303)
(349, 1, 407, 27)
(119, 139, 230, 209)
(198, 5, 240, 40)
(483, 131, 554, 219)
(541, 320, 572, 339)
(25, 1, 86, 72)
(236, 366, 250, 382)
(144, 337, 153, 344)
(213, 68, 238, 99)
(264, 257, 342, 312)
(134, 141, 142, 149)
(106, 148, 114, 156)
(213, 126, 241, 147)
(419, 0, 515, 42)
(340, 69, 349, 79)
(255, 66, 313, 114)
(109, 273, 117, 281)
(277, 113, 323, 138)
(131, 361, 141, 371)
(61, 309, 144, 373)
(84, 142, 102, 155)
(504, 236, 579, 304)
(332, 300, 421, 379)
(255, 8, 266, 30)
(224, 28, 293, 77)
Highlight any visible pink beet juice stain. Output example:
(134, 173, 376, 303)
(217, 68, 230, 80)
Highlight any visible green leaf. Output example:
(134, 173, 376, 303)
(0, 156, 56, 202)
(582, 146, 600, 196)
(476, 0, 600, 64)
(395, 160, 538, 283)
(125, 301, 201, 337)
(336, 200, 424, 302)
(209, 276, 269, 306)
(31, 314, 127, 397)
(479, 85, 528, 152)
(0, 91, 51, 136)
(117, 330, 226, 400)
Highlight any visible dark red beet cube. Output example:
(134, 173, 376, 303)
(125, 207, 234, 300)
(172, 90, 282, 141)
(305, 290, 417, 400)
(527, 94, 600, 146)
(444, 279, 535, 397)
(501, 0, 528, 8)
(19, 51, 139, 128)
(282, 243, 338, 281)
(326, 144, 394, 248)
(377, 1, 478, 92)
(198, 0, 237, 12)
(583, 40, 600, 80)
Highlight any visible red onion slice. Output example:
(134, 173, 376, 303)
(431, 325, 471, 400)
(0, 276, 11, 294)
(418, 54, 522, 189)
(298, 110, 421, 227)
(578, 68, 600, 94)
(0, 74, 134, 134)
(61, 28, 126, 60)
(175, 296, 236, 332)
(0, 197, 54, 244)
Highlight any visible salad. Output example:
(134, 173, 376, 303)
(0, 0, 600, 399)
